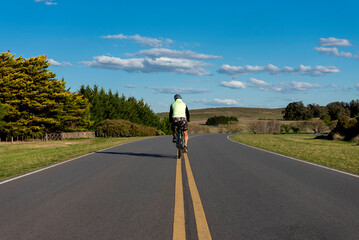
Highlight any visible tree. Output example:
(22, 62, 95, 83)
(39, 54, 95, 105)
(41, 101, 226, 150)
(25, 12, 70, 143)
(283, 101, 311, 120)
(78, 85, 171, 134)
(0, 52, 92, 137)
(326, 101, 350, 121)
(349, 99, 359, 118)
(307, 103, 325, 118)
(0, 103, 7, 132)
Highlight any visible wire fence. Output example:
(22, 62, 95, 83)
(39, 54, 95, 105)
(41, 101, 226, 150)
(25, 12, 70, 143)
(0, 132, 95, 144)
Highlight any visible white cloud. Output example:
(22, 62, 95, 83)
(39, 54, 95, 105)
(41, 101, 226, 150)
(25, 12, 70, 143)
(125, 84, 139, 88)
(220, 80, 246, 89)
(81, 56, 144, 71)
(328, 84, 354, 92)
(132, 48, 222, 60)
(101, 34, 172, 48)
(101, 34, 127, 39)
(221, 78, 323, 93)
(248, 77, 270, 87)
(218, 64, 339, 76)
(286, 81, 322, 91)
(314, 47, 359, 59)
(48, 59, 72, 67)
(318, 37, 352, 47)
(213, 98, 240, 106)
(189, 98, 242, 107)
(148, 86, 209, 94)
(35, 0, 57, 5)
(143, 57, 211, 75)
(81, 55, 211, 76)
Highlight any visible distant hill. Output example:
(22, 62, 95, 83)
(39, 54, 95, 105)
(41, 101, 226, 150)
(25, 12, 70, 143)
(158, 107, 284, 123)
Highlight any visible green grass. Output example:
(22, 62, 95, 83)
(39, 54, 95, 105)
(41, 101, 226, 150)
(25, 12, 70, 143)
(0, 137, 145, 181)
(230, 134, 359, 175)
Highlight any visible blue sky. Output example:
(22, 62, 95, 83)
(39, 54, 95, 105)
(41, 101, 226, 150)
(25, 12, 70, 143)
(1, 0, 359, 113)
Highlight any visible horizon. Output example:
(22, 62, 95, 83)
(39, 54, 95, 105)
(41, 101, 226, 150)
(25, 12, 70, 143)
(1, 0, 358, 113)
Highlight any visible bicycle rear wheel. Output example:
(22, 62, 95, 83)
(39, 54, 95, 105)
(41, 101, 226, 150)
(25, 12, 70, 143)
(177, 144, 181, 158)
(176, 129, 182, 158)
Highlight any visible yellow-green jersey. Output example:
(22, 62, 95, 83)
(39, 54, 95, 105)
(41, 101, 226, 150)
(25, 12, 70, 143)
(169, 99, 190, 122)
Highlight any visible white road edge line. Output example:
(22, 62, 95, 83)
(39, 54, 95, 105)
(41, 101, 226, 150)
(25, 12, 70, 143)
(227, 134, 359, 179)
(0, 138, 149, 185)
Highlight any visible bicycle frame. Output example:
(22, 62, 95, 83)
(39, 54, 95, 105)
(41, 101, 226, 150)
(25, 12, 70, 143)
(176, 125, 184, 158)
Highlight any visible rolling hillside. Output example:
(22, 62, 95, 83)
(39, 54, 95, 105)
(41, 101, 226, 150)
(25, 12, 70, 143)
(158, 107, 284, 123)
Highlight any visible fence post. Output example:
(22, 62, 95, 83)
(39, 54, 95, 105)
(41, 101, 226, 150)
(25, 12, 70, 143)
(11, 136, 14, 144)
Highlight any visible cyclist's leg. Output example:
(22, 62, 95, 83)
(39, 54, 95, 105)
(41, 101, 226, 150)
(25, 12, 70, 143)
(184, 130, 188, 147)
(181, 118, 189, 147)
(171, 121, 176, 143)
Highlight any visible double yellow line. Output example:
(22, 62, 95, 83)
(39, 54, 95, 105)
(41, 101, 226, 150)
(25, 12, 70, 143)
(173, 152, 212, 240)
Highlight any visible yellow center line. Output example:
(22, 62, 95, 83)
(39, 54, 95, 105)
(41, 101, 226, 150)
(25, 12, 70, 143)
(184, 153, 212, 240)
(173, 157, 186, 240)
(173, 134, 211, 240)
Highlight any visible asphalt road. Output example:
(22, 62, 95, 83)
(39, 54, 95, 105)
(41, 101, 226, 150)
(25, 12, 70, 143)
(0, 134, 359, 239)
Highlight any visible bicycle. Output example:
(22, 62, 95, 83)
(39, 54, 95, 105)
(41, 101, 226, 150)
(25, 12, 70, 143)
(175, 124, 184, 158)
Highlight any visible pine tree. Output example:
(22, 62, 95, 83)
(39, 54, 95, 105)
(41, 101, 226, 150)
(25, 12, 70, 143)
(78, 84, 171, 134)
(0, 52, 92, 137)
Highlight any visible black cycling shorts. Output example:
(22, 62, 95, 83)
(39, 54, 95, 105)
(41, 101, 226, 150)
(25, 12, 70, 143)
(171, 117, 188, 132)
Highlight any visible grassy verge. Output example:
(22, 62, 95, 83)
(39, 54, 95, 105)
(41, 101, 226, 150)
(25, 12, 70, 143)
(230, 134, 359, 175)
(0, 137, 146, 181)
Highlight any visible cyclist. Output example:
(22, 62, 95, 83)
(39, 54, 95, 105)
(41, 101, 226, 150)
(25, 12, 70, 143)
(169, 94, 190, 152)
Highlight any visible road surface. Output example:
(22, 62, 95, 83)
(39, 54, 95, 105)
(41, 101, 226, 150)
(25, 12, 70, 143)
(0, 134, 358, 239)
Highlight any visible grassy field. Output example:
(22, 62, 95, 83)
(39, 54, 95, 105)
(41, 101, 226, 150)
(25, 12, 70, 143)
(230, 134, 359, 175)
(0, 137, 145, 181)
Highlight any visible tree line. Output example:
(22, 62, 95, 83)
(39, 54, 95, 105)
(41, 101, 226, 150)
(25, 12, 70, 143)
(78, 85, 171, 134)
(283, 100, 359, 141)
(283, 100, 359, 121)
(0, 52, 170, 138)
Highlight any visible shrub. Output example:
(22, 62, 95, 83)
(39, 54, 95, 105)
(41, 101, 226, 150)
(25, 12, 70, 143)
(320, 114, 331, 126)
(206, 116, 238, 125)
(329, 116, 359, 141)
(248, 120, 280, 134)
(188, 124, 210, 134)
(281, 124, 291, 134)
(307, 119, 327, 134)
(281, 122, 317, 134)
(96, 119, 161, 137)
(223, 123, 242, 133)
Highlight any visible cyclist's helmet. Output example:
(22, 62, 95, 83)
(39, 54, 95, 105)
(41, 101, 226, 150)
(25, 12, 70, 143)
(174, 94, 182, 100)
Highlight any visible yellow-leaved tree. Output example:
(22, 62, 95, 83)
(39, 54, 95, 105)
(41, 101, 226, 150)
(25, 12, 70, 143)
(0, 52, 92, 138)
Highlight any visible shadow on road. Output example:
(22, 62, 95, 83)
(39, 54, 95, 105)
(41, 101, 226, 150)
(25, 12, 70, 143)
(96, 151, 176, 159)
